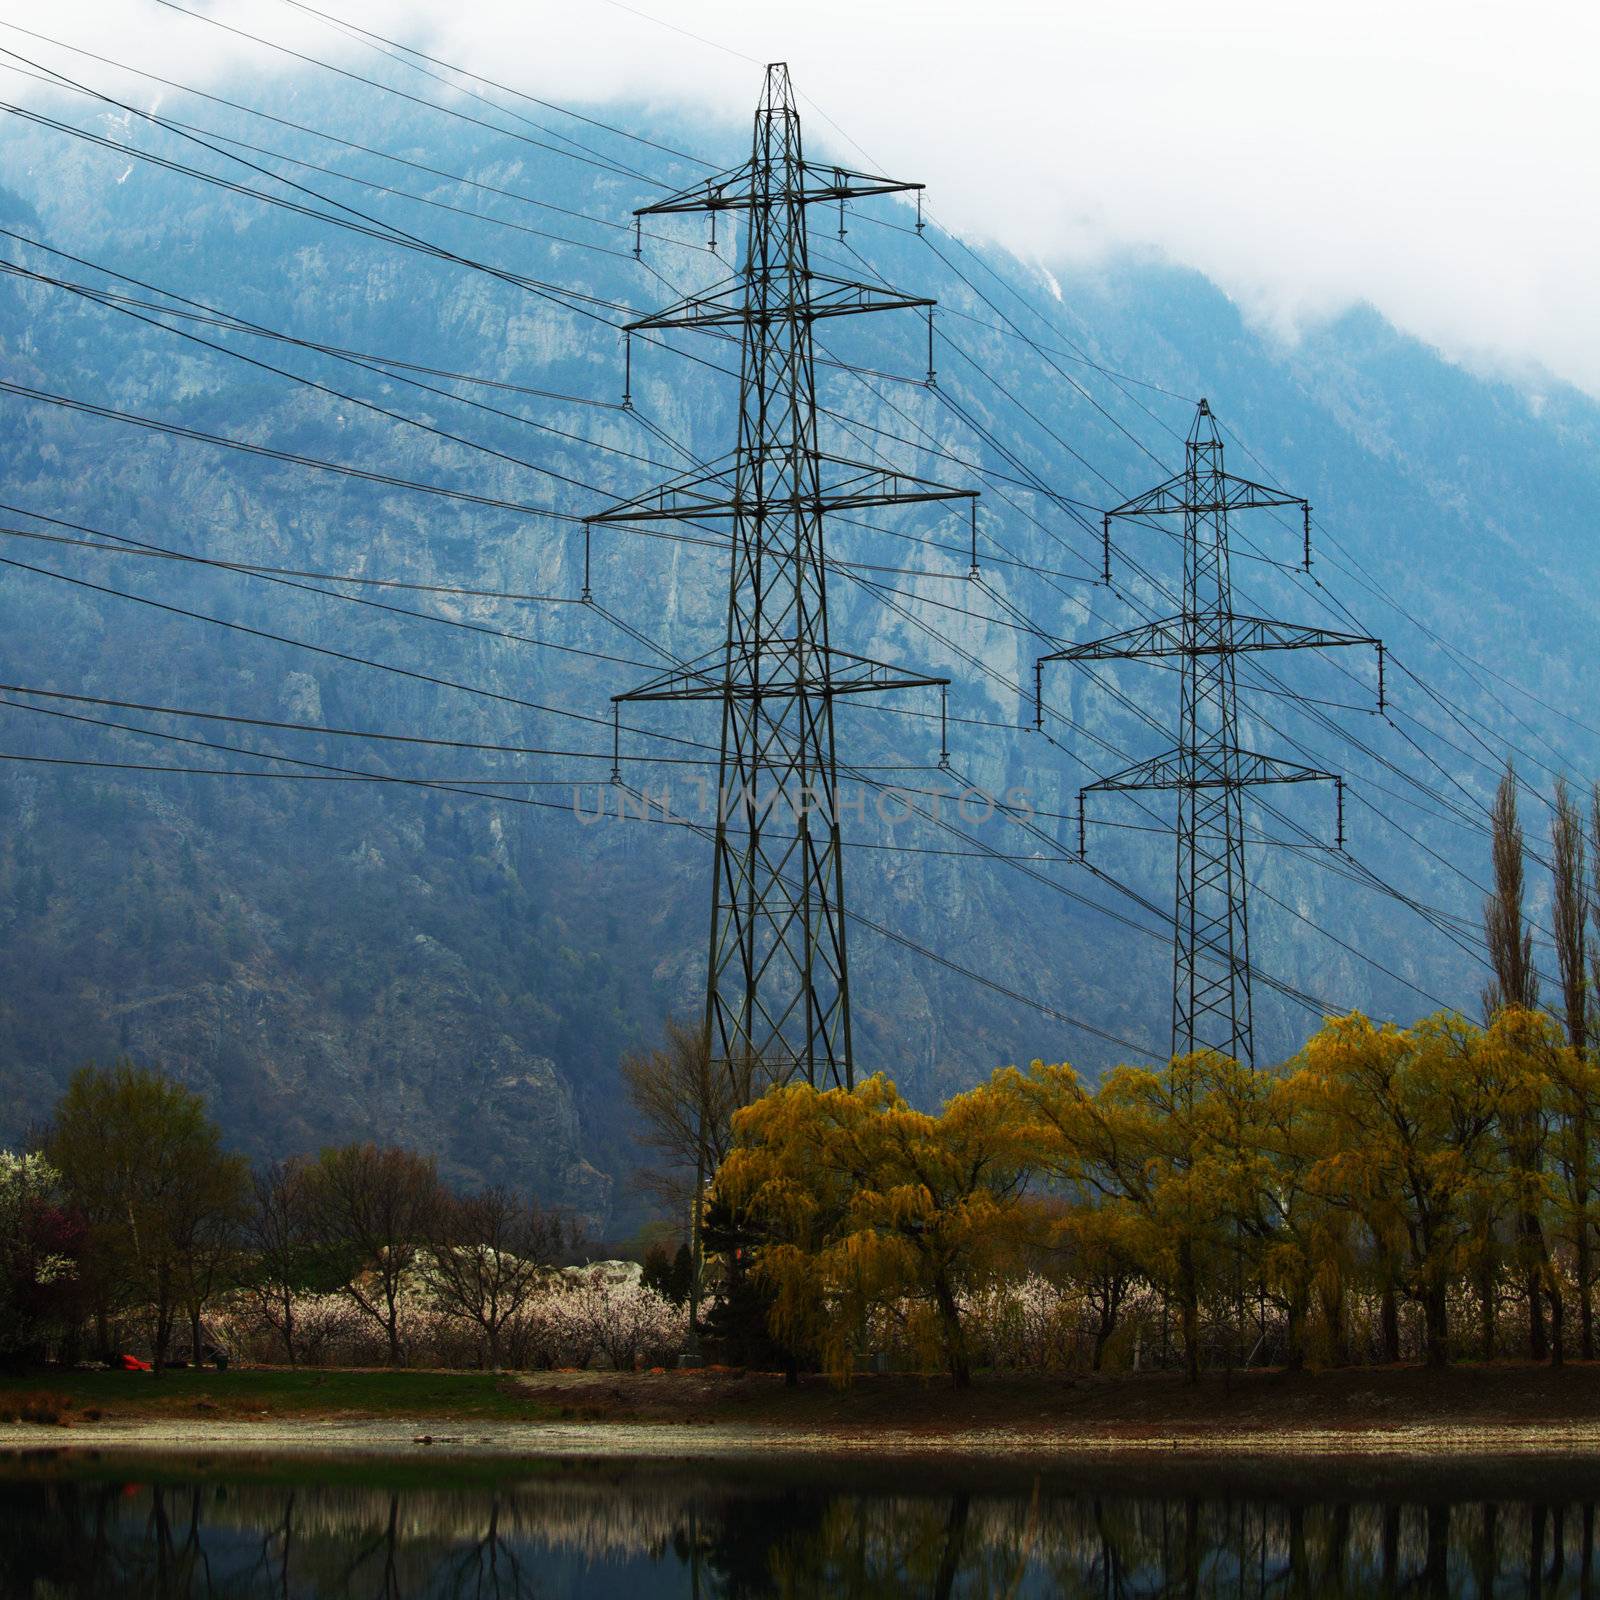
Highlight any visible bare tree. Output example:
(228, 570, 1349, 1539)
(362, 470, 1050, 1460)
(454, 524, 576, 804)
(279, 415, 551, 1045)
(171, 1149, 249, 1367)
(427, 1187, 568, 1370)
(305, 1144, 442, 1366)
(621, 1018, 788, 1210)
(1483, 761, 1540, 1019)
(246, 1160, 315, 1365)
(621, 1017, 790, 1359)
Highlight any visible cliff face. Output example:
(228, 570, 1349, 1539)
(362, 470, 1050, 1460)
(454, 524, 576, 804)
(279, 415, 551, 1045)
(0, 77, 1596, 1232)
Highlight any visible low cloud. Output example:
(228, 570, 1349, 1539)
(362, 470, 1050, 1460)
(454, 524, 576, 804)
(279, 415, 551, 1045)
(7, 0, 1595, 396)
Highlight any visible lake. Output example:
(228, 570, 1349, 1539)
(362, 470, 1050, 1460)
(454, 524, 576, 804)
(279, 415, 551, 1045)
(2, 1450, 1596, 1596)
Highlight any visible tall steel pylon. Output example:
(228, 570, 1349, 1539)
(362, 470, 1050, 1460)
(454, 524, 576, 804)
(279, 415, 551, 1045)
(589, 64, 973, 1088)
(1036, 400, 1384, 1065)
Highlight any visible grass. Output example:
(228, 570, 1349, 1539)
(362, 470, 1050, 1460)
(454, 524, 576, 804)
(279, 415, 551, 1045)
(0, 1366, 558, 1424)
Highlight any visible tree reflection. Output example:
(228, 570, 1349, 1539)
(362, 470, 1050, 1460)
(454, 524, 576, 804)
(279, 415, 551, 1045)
(6, 1468, 1600, 1596)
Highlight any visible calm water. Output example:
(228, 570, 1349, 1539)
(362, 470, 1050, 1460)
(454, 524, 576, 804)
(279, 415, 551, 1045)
(2, 1451, 1598, 1597)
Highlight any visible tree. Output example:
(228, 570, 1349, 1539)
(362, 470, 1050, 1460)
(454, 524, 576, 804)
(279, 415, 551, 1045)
(640, 1240, 692, 1309)
(1303, 1012, 1545, 1366)
(304, 1143, 442, 1365)
(716, 1076, 1032, 1387)
(1002, 1054, 1242, 1382)
(622, 1018, 786, 1211)
(0, 1151, 82, 1363)
(171, 1146, 248, 1367)
(427, 1186, 567, 1370)
(1561, 777, 1600, 1358)
(1048, 1198, 1138, 1372)
(47, 1061, 242, 1370)
(1481, 765, 1552, 1358)
(1225, 1063, 1349, 1372)
(244, 1159, 322, 1365)
(622, 1017, 790, 1353)
(1484, 761, 1539, 1018)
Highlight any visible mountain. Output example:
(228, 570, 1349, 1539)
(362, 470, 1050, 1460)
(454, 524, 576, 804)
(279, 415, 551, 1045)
(0, 67, 1595, 1234)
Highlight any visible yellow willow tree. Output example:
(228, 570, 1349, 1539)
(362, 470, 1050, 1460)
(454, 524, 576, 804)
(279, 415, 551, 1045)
(1302, 1011, 1543, 1366)
(1545, 1024, 1600, 1361)
(1000, 1054, 1244, 1382)
(1484, 1005, 1572, 1363)
(1226, 1063, 1352, 1370)
(714, 1075, 1033, 1387)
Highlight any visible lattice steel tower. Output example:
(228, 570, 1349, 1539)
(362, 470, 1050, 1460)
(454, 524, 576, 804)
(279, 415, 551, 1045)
(589, 64, 972, 1087)
(1036, 400, 1383, 1065)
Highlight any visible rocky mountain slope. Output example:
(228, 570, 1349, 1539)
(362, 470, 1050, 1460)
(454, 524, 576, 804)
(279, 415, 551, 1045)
(0, 69, 1595, 1232)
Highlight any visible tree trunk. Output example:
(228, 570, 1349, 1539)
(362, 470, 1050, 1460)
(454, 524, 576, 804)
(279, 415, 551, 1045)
(1550, 1272, 1566, 1367)
(1091, 1275, 1122, 1373)
(1319, 1279, 1348, 1366)
(932, 1274, 971, 1389)
(1424, 1280, 1450, 1367)
(1179, 1242, 1200, 1384)
(1523, 1195, 1550, 1359)
(1285, 1288, 1308, 1373)
(1380, 1281, 1401, 1364)
(1580, 1108, 1594, 1361)
(1479, 1263, 1497, 1361)
(384, 1288, 403, 1367)
(1091, 1305, 1113, 1373)
(190, 1305, 203, 1368)
(153, 1261, 174, 1374)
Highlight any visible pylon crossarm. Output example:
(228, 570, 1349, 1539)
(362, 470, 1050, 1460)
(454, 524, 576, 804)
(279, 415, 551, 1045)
(636, 162, 923, 219)
(1229, 750, 1340, 787)
(794, 162, 924, 203)
(1041, 615, 1186, 664)
(1213, 475, 1308, 514)
(1226, 618, 1378, 654)
(1103, 472, 1188, 522)
(633, 157, 928, 219)
(585, 457, 739, 525)
(1104, 473, 1307, 523)
(633, 160, 758, 219)
(614, 643, 948, 704)
(1084, 746, 1338, 794)
(589, 453, 975, 526)
(1045, 615, 1378, 665)
(628, 272, 934, 333)
(813, 453, 976, 511)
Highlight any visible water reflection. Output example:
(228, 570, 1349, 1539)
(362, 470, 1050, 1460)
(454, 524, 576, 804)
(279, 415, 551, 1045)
(3, 1455, 1599, 1597)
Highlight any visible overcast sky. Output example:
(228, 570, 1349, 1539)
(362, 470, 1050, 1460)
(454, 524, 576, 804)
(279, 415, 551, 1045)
(10, 0, 1598, 397)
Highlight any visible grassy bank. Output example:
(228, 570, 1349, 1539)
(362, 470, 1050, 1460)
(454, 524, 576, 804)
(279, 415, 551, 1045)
(7, 1361, 1600, 1438)
(0, 1367, 556, 1426)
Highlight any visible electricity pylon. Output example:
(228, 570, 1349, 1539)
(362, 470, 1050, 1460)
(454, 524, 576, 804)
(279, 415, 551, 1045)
(589, 63, 973, 1088)
(1036, 399, 1384, 1065)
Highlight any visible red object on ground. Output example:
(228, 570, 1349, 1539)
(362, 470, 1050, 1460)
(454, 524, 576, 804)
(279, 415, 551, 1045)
(115, 1353, 152, 1372)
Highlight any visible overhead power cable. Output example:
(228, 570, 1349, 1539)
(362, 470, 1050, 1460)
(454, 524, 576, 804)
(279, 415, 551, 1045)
(150, 0, 671, 189)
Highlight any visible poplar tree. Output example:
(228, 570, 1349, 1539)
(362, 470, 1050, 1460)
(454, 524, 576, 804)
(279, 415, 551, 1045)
(1551, 777, 1595, 1356)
